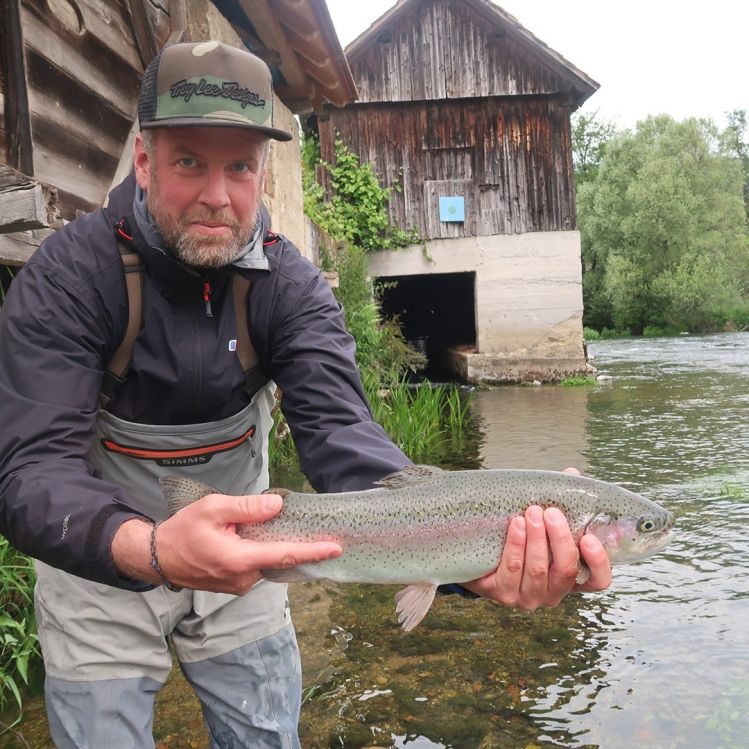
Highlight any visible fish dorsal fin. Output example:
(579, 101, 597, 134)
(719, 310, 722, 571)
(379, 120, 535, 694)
(375, 464, 445, 490)
(159, 475, 219, 516)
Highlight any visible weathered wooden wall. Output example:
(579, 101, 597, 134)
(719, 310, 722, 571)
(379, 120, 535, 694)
(349, 0, 572, 104)
(10, 0, 170, 219)
(320, 95, 576, 239)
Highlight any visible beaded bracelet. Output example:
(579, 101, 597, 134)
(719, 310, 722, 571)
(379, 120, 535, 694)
(150, 520, 183, 592)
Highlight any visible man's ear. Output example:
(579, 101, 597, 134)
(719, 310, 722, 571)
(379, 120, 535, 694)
(133, 133, 150, 191)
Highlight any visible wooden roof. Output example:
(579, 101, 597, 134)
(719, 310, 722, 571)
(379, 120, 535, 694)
(230, 0, 358, 112)
(344, 0, 598, 107)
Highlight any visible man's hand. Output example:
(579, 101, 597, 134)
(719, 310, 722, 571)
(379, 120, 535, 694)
(461, 468, 612, 609)
(111, 493, 342, 594)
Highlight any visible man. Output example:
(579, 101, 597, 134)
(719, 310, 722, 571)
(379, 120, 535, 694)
(0, 41, 610, 748)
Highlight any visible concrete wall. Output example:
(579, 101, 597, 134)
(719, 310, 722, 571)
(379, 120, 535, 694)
(187, 1, 307, 257)
(368, 230, 590, 382)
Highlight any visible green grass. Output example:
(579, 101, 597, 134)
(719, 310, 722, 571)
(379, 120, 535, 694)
(560, 375, 598, 387)
(0, 536, 39, 726)
(268, 377, 476, 471)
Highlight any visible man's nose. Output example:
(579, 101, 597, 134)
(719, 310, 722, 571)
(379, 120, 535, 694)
(199, 169, 231, 210)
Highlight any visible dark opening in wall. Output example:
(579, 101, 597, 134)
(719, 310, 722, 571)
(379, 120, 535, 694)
(375, 271, 476, 379)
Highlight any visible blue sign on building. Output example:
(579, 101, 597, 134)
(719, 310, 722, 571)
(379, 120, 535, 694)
(439, 196, 465, 222)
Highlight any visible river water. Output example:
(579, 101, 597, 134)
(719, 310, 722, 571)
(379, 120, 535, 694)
(9, 333, 749, 748)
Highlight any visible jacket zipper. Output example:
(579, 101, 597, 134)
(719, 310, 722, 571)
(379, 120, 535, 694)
(202, 279, 213, 318)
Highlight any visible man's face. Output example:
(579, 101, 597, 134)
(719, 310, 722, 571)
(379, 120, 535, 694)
(134, 126, 270, 269)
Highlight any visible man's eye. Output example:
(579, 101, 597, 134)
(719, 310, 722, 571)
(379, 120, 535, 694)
(231, 162, 250, 173)
(178, 158, 196, 168)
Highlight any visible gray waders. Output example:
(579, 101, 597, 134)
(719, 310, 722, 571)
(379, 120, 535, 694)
(34, 252, 302, 748)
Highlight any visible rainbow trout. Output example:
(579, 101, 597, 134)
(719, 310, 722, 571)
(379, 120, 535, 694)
(160, 466, 674, 630)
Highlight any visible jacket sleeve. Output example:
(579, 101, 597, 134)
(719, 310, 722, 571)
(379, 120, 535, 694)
(0, 258, 153, 589)
(266, 261, 411, 493)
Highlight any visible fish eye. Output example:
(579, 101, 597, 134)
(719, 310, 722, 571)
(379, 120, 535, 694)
(638, 517, 657, 532)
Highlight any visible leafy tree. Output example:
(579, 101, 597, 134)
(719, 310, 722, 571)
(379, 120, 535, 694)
(721, 109, 749, 221)
(571, 108, 617, 188)
(578, 115, 749, 334)
(571, 109, 618, 329)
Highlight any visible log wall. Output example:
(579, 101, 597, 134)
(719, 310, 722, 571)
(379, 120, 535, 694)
(320, 95, 576, 240)
(11, 0, 170, 219)
(349, 0, 571, 104)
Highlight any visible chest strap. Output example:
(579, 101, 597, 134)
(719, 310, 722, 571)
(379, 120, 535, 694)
(100, 241, 144, 407)
(232, 275, 270, 398)
(100, 241, 268, 406)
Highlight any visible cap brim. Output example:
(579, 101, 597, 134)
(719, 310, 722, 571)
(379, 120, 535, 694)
(140, 117, 293, 142)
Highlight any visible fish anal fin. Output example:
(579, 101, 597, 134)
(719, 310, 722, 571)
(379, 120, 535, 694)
(394, 583, 438, 631)
(375, 465, 445, 490)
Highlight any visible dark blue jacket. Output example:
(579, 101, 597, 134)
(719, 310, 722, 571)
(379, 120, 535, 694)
(0, 174, 409, 588)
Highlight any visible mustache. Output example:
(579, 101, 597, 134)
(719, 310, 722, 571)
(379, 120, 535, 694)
(185, 210, 240, 229)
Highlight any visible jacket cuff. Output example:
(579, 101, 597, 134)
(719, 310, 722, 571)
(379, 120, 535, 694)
(93, 507, 158, 591)
(437, 583, 481, 599)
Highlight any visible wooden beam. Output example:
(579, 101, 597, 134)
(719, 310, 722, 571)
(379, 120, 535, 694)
(169, 0, 188, 34)
(105, 28, 186, 200)
(235, 0, 307, 92)
(0, 165, 59, 233)
(0, 228, 53, 266)
(1, 0, 34, 175)
(126, 0, 159, 69)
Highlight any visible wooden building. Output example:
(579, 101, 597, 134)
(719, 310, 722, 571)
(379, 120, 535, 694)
(0, 0, 356, 266)
(318, 0, 599, 383)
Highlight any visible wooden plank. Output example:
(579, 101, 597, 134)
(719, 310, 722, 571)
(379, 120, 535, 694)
(236, 0, 307, 93)
(2, 0, 34, 174)
(126, 0, 159, 68)
(168, 0, 188, 32)
(0, 167, 45, 232)
(106, 28, 186, 197)
(28, 0, 142, 70)
(21, 7, 136, 120)
(0, 228, 53, 265)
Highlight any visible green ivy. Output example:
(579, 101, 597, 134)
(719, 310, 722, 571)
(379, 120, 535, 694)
(302, 134, 418, 253)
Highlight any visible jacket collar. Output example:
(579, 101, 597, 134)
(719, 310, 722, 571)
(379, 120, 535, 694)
(105, 173, 271, 297)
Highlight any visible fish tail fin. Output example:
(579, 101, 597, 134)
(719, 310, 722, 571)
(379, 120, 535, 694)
(394, 583, 438, 632)
(159, 476, 219, 516)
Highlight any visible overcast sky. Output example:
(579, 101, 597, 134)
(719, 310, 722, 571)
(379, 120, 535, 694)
(324, 0, 748, 131)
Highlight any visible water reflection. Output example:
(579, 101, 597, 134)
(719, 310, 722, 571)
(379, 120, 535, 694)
(473, 385, 591, 473)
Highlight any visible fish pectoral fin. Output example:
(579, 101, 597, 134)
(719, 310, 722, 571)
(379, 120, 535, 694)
(261, 566, 316, 583)
(575, 559, 591, 585)
(394, 583, 438, 632)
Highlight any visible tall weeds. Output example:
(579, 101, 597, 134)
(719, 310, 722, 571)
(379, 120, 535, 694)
(0, 536, 38, 726)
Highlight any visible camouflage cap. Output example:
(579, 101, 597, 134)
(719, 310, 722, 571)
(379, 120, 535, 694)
(138, 41, 292, 141)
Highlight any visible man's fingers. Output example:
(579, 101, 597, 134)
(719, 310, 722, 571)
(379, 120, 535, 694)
(241, 540, 342, 571)
(545, 507, 581, 602)
(203, 492, 284, 525)
(518, 505, 550, 608)
(575, 534, 612, 591)
(490, 516, 526, 602)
